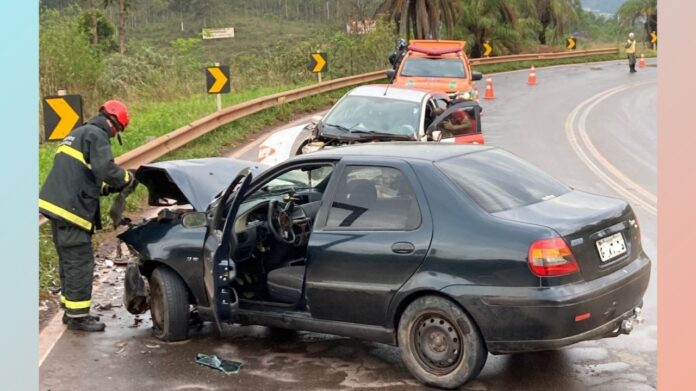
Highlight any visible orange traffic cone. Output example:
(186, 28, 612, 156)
(484, 78, 495, 100)
(527, 66, 537, 85)
(639, 54, 646, 68)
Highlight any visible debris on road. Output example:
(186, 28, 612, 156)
(95, 302, 113, 311)
(145, 344, 160, 349)
(195, 353, 243, 375)
(128, 315, 144, 328)
(115, 342, 127, 355)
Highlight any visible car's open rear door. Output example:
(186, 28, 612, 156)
(202, 169, 253, 332)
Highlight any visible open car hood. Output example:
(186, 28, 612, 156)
(136, 158, 266, 211)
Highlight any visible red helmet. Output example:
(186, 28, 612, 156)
(100, 100, 130, 133)
(451, 109, 466, 122)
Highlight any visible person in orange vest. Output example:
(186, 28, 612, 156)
(39, 100, 135, 332)
(625, 32, 638, 73)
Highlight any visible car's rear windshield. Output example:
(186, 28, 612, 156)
(435, 149, 570, 213)
(401, 58, 467, 78)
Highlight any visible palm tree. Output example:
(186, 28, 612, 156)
(376, 0, 460, 39)
(457, 0, 518, 58)
(525, 0, 578, 44)
(616, 0, 657, 47)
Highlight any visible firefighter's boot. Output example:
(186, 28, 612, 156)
(67, 316, 106, 332)
(62, 313, 100, 325)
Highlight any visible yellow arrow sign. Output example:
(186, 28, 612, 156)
(650, 31, 657, 44)
(483, 41, 492, 57)
(45, 98, 80, 140)
(207, 67, 229, 94)
(310, 53, 327, 73)
(567, 37, 576, 49)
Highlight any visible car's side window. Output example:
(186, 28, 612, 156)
(325, 166, 421, 230)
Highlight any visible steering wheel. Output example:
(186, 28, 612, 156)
(267, 200, 296, 244)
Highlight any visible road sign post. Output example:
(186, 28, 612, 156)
(309, 52, 328, 84)
(483, 41, 492, 57)
(42, 93, 83, 142)
(206, 63, 231, 111)
(566, 37, 577, 50)
(650, 31, 657, 49)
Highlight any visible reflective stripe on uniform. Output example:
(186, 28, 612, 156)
(56, 145, 92, 169)
(60, 295, 66, 304)
(38, 199, 93, 231)
(124, 169, 130, 183)
(64, 299, 91, 310)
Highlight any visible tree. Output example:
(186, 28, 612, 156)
(376, 0, 460, 39)
(102, 0, 135, 54)
(457, 0, 518, 58)
(525, 0, 578, 44)
(77, 8, 116, 51)
(168, 0, 191, 32)
(616, 0, 657, 47)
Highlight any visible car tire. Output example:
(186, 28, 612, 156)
(149, 267, 190, 342)
(397, 296, 487, 389)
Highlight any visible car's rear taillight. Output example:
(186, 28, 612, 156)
(528, 237, 580, 277)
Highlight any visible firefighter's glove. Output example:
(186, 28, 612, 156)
(100, 183, 117, 196)
(126, 168, 137, 185)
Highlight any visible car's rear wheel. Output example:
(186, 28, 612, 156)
(149, 267, 190, 341)
(397, 296, 487, 389)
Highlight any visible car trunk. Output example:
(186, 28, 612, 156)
(494, 190, 641, 281)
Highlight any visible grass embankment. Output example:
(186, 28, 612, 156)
(38, 83, 357, 295)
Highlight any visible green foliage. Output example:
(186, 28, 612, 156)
(616, 0, 657, 44)
(77, 8, 117, 51)
(40, 9, 104, 115)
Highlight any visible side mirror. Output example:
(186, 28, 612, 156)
(311, 115, 322, 125)
(182, 212, 207, 228)
(471, 71, 483, 81)
(386, 69, 396, 80)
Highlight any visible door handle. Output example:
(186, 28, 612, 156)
(391, 242, 415, 254)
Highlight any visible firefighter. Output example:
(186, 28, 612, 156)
(39, 100, 134, 332)
(625, 32, 637, 73)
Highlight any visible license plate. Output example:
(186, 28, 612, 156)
(595, 232, 627, 262)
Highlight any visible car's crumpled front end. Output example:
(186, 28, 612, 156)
(117, 158, 265, 314)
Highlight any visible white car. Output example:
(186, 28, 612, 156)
(257, 85, 484, 165)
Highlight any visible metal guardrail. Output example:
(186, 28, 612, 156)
(470, 48, 618, 66)
(38, 48, 619, 226)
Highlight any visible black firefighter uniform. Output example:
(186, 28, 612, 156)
(39, 115, 132, 317)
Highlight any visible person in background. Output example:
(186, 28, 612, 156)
(625, 32, 638, 73)
(437, 108, 472, 139)
(389, 38, 408, 70)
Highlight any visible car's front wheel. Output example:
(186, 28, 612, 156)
(149, 267, 190, 341)
(397, 296, 487, 389)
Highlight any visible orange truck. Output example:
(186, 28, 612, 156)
(387, 40, 482, 97)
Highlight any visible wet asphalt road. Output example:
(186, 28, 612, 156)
(40, 60, 657, 391)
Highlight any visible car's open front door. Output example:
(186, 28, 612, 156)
(428, 101, 483, 144)
(202, 169, 253, 331)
